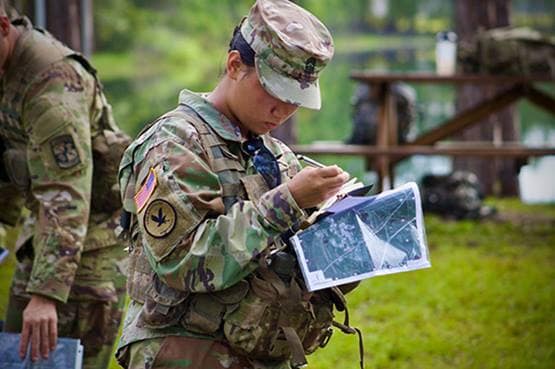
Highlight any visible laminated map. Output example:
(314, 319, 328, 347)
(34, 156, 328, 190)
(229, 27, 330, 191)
(0, 332, 83, 369)
(290, 182, 430, 291)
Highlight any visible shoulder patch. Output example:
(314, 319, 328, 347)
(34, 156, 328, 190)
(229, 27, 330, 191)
(50, 134, 81, 169)
(144, 199, 177, 238)
(135, 168, 157, 212)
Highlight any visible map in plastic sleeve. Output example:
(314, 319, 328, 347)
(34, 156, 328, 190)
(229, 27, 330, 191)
(0, 332, 83, 369)
(290, 182, 431, 291)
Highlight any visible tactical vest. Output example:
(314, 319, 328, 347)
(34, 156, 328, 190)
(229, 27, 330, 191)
(0, 18, 130, 217)
(124, 105, 364, 368)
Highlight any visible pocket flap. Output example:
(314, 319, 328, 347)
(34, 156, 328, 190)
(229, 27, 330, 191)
(212, 280, 249, 305)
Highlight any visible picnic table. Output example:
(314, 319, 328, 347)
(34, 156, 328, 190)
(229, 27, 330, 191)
(292, 72, 555, 190)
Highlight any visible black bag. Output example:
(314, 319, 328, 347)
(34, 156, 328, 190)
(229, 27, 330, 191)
(420, 171, 496, 219)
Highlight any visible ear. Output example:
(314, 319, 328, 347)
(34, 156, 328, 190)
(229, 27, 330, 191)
(0, 16, 10, 37)
(226, 50, 245, 81)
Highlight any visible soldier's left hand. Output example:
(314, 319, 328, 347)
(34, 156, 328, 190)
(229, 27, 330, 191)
(19, 294, 58, 362)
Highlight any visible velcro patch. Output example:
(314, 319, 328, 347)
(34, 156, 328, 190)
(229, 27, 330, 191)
(135, 168, 157, 212)
(144, 199, 177, 238)
(49, 134, 81, 169)
(137, 167, 204, 262)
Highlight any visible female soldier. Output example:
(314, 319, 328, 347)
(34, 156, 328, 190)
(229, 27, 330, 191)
(117, 1, 349, 368)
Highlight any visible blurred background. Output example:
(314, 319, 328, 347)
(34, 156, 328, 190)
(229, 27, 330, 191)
(15, 0, 555, 202)
(13, 0, 554, 201)
(2, 1, 555, 369)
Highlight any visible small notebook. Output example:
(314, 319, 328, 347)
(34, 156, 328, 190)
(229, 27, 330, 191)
(0, 332, 83, 369)
(290, 182, 431, 291)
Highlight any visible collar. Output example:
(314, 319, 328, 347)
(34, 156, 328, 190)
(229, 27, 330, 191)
(178, 89, 243, 143)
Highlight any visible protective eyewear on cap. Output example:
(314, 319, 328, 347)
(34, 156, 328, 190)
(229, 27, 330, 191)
(242, 137, 282, 189)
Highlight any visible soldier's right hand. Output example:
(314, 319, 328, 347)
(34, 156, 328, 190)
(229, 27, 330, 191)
(288, 165, 349, 209)
(19, 294, 58, 362)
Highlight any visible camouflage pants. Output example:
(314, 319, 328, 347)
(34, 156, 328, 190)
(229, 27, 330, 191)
(3, 244, 127, 369)
(117, 336, 256, 369)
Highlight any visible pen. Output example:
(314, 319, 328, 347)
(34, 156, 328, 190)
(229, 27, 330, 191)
(296, 154, 326, 168)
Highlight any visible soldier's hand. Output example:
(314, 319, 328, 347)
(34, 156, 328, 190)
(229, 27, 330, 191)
(288, 165, 349, 209)
(19, 294, 58, 362)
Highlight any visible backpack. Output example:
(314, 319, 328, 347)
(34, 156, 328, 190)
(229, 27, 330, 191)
(458, 26, 555, 76)
(420, 171, 496, 220)
(347, 82, 416, 145)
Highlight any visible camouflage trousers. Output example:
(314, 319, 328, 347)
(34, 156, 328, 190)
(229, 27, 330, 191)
(117, 336, 258, 369)
(3, 244, 127, 369)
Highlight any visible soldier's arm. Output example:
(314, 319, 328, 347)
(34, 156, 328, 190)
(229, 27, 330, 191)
(21, 59, 95, 303)
(134, 127, 305, 293)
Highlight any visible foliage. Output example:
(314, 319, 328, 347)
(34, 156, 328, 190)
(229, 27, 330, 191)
(90, 0, 553, 139)
(92, 0, 461, 55)
(95, 0, 253, 53)
(94, 0, 145, 51)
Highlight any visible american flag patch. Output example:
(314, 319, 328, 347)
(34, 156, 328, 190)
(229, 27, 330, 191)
(134, 168, 157, 212)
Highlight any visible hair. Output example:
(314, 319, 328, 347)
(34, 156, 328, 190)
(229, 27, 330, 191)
(228, 20, 255, 67)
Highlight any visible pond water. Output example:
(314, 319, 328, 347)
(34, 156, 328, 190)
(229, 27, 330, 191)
(307, 43, 555, 203)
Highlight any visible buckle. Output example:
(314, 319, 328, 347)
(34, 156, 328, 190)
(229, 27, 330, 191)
(319, 327, 334, 348)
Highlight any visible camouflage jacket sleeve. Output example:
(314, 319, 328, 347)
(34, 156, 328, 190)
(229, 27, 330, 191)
(128, 120, 305, 293)
(21, 59, 95, 303)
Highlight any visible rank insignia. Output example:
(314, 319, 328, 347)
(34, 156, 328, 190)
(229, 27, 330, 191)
(144, 199, 177, 238)
(304, 57, 316, 75)
(50, 134, 81, 169)
(300, 57, 317, 89)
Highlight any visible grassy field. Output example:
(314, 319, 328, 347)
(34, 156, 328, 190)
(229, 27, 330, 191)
(1, 198, 553, 369)
(309, 199, 555, 369)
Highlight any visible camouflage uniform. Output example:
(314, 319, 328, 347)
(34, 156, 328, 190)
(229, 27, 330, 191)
(117, 89, 308, 369)
(0, 17, 128, 369)
(116, 1, 347, 368)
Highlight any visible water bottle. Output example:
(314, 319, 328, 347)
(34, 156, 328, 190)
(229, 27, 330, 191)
(435, 31, 458, 75)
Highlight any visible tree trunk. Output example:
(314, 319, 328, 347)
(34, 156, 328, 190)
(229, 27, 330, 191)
(454, 0, 520, 196)
(46, 0, 82, 51)
(11, 0, 95, 55)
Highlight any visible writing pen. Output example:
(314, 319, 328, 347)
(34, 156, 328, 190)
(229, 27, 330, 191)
(296, 154, 326, 168)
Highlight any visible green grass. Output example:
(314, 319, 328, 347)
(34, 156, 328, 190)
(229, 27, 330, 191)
(2, 199, 554, 369)
(309, 198, 555, 369)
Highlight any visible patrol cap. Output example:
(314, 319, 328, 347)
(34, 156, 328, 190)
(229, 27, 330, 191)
(240, 0, 334, 110)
